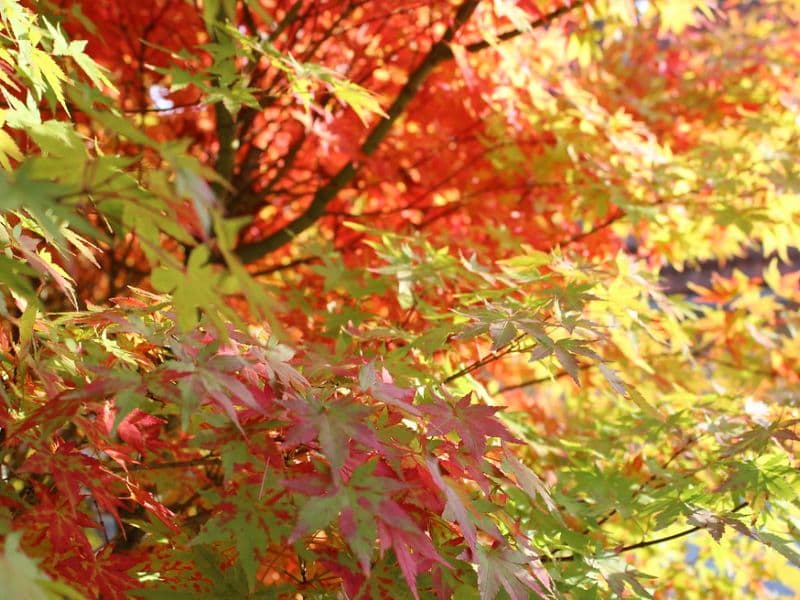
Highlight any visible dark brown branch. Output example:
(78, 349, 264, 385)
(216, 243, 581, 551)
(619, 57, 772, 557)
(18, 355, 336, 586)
(443, 334, 529, 384)
(498, 363, 592, 393)
(235, 1, 584, 263)
(210, 4, 239, 198)
(214, 103, 237, 191)
(613, 501, 749, 553)
(268, 0, 303, 42)
(251, 254, 319, 276)
(497, 345, 747, 394)
(558, 209, 625, 246)
(110, 456, 221, 473)
(544, 501, 749, 563)
(463, 1, 585, 54)
(119, 100, 204, 113)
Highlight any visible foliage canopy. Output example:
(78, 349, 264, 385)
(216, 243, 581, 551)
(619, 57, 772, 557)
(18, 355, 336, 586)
(1, 0, 799, 598)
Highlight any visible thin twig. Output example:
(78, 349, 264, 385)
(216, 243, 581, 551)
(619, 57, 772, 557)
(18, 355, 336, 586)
(110, 456, 221, 473)
(543, 501, 749, 563)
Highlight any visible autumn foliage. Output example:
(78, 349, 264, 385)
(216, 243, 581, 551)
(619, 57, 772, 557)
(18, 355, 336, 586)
(1, 0, 800, 598)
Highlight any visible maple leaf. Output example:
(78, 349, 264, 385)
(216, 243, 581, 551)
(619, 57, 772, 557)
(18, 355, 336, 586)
(283, 393, 386, 478)
(359, 361, 421, 415)
(102, 406, 166, 455)
(124, 482, 178, 532)
(26, 488, 98, 558)
(376, 499, 448, 600)
(192, 483, 292, 593)
(476, 545, 545, 600)
(502, 445, 561, 519)
(426, 457, 479, 551)
(425, 394, 516, 457)
(150, 246, 238, 330)
(20, 441, 120, 519)
(687, 508, 726, 542)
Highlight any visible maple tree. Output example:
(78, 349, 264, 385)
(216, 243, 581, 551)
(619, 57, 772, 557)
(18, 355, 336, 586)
(1, 0, 800, 597)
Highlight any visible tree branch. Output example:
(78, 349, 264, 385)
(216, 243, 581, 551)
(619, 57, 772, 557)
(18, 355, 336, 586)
(210, 3, 238, 200)
(613, 501, 749, 554)
(463, 1, 584, 54)
(443, 334, 529, 384)
(235, 1, 584, 263)
(268, 0, 303, 42)
(110, 456, 221, 473)
(497, 363, 592, 393)
(544, 501, 749, 563)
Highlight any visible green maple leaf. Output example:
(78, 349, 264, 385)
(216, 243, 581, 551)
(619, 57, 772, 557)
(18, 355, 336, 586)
(150, 246, 239, 330)
(192, 482, 292, 593)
